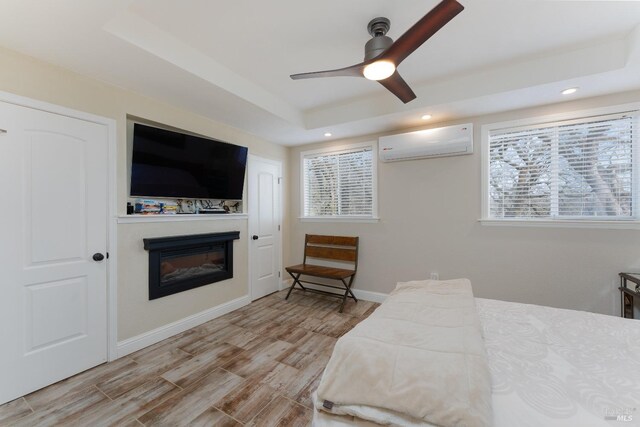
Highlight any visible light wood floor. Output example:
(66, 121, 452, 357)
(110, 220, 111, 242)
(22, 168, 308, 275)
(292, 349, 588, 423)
(0, 290, 378, 426)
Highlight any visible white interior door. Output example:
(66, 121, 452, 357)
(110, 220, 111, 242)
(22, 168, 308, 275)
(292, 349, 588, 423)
(248, 156, 281, 300)
(0, 101, 109, 405)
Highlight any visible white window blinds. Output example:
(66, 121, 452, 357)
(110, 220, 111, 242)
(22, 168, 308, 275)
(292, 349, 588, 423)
(488, 112, 636, 220)
(303, 146, 374, 217)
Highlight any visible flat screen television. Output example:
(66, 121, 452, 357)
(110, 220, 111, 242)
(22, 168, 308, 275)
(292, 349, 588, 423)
(130, 123, 248, 200)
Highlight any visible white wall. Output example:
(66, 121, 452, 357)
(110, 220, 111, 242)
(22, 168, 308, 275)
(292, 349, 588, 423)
(0, 46, 289, 341)
(288, 91, 640, 316)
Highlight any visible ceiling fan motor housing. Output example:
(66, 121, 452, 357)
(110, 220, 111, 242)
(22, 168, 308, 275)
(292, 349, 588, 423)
(365, 35, 393, 61)
(365, 17, 393, 61)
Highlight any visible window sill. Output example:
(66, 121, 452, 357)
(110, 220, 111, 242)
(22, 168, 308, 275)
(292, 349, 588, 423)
(299, 216, 380, 223)
(479, 218, 640, 230)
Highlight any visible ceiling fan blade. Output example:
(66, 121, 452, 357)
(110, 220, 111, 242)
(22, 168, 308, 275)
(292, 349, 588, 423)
(381, 0, 464, 66)
(290, 63, 365, 80)
(378, 72, 416, 103)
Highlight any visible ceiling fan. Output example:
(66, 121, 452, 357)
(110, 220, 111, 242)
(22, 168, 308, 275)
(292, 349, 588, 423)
(290, 0, 464, 104)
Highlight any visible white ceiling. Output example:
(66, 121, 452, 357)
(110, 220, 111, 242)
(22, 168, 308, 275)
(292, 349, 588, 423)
(0, 0, 639, 145)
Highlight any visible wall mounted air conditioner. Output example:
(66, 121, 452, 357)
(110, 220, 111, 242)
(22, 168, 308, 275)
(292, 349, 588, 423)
(378, 123, 473, 162)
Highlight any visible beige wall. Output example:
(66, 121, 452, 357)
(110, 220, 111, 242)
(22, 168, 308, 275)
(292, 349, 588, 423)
(288, 91, 640, 316)
(0, 46, 288, 341)
(2, 39, 638, 341)
(117, 220, 247, 340)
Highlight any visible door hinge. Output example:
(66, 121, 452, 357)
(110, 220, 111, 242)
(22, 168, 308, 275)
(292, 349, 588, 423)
(277, 177, 282, 184)
(278, 271, 281, 278)
(106, 252, 109, 259)
(278, 225, 281, 231)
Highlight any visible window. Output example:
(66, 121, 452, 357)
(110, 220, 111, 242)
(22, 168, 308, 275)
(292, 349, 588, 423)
(484, 110, 638, 223)
(301, 142, 377, 220)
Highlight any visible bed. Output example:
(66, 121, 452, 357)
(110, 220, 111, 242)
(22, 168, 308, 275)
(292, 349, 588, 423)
(313, 280, 640, 427)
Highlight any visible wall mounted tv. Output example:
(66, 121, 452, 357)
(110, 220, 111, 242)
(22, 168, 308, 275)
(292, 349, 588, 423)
(130, 123, 248, 200)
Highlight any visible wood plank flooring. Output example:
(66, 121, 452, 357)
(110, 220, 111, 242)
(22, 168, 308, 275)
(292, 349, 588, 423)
(0, 290, 378, 426)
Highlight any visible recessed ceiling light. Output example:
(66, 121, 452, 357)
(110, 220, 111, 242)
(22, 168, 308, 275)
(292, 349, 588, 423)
(421, 114, 432, 120)
(324, 132, 332, 137)
(561, 87, 578, 95)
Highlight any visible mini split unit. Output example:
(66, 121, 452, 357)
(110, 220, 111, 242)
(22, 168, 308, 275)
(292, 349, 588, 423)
(379, 123, 473, 162)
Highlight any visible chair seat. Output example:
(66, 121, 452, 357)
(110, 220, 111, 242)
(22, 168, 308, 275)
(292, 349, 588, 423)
(286, 264, 355, 280)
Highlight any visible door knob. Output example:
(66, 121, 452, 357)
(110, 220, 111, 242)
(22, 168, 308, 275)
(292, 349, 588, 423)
(93, 253, 105, 261)
(252, 235, 259, 240)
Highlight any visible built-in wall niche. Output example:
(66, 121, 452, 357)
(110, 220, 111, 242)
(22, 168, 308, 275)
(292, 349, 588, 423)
(128, 198, 243, 215)
(126, 117, 248, 215)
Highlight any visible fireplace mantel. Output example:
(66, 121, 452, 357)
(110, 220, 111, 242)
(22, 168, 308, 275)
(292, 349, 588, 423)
(143, 232, 240, 252)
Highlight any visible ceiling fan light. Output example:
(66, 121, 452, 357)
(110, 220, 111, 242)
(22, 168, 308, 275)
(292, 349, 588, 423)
(363, 60, 396, 81)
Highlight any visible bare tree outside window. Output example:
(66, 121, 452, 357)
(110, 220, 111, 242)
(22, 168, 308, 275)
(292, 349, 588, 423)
(489, 114, 635, 220)
(304, 148, 374, 217)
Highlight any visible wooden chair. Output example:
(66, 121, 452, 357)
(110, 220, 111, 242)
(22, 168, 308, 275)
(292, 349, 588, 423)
(285, 234, 359, 313)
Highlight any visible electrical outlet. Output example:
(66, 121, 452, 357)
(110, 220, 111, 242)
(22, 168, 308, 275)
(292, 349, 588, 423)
(430, 272, 439, 280)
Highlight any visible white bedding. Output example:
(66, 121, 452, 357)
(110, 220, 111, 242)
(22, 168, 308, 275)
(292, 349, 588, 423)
(477, 298, 640, 427)
(314, 298, 640, 427)
(314, 279, 492, 426)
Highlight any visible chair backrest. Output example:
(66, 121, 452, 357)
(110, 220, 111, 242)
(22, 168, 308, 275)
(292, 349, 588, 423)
(303, 234, 359, 270)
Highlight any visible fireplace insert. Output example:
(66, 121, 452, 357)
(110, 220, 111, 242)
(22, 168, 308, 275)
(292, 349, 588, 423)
(143, 232, 240, 300)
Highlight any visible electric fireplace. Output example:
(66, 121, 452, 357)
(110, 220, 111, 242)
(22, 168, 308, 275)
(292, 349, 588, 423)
(143, 232, 240, 300)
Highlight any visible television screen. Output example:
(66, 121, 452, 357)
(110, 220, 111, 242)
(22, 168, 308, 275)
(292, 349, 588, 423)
(130, 123, 248, 200)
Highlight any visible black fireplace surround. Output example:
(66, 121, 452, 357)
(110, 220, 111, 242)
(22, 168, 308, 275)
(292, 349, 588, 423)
(143, 232, 240, 300)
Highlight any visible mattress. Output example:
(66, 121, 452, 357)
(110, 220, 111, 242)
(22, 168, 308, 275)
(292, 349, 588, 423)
(314, 298, 640, 426)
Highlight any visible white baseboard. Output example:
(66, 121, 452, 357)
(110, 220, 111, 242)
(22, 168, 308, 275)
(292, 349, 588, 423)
(281, 279, 388, 304)
(116, 295, 251, 358)
(351, 288, 388, 303)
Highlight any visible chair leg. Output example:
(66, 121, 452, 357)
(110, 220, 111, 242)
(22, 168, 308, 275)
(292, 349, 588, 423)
(285, 272, 304, 300)
(338, 293, 348, 313)
(345, 276, 357, 302)
(338, 276, 357, 313)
